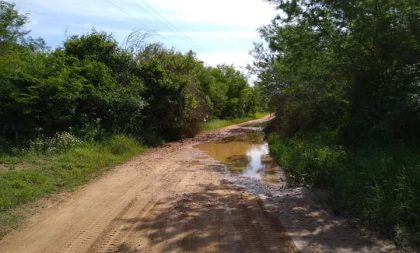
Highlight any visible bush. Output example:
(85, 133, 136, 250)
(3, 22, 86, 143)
(269, 134, 420, 248)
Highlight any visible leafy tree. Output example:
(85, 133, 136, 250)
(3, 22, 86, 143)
(62, 33, 146, 138)
(0, 1, 27, 45)
(253, 0, 420, 143)
(137, 44, 206, 140)
(200, 65, 256, 119)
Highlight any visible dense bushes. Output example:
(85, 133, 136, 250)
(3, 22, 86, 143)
(0, 32, 146, 143)
(269, 134, 420, 248)
(253, 0, 420, 248)
(0, 1, 258, 146)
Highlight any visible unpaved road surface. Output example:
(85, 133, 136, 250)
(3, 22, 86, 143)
(0, 117, 397, 253)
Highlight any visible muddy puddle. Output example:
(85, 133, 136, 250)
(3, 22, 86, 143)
(195, 130, 282, 184)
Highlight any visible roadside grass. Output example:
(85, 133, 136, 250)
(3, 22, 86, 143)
(201, 112, 270, 132)
(0, 135, 145, 237)
(268, 134, 420, 249)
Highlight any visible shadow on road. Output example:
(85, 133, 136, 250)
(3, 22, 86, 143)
(110, 177, 395, 253)
(115, 183, 297, 252)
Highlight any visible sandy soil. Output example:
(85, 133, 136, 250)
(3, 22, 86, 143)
(0, 116, 397, 253)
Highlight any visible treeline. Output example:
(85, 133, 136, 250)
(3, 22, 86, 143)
(253, 0, 420, 249)
(0, 1, 258, 147)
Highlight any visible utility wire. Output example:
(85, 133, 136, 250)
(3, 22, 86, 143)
(104, 0, 185, 50)
(133, 0, 203, 51)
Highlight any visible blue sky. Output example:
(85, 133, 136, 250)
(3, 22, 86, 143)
(13, 0, 276, 69)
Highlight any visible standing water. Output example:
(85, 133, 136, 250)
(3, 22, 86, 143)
(195, 130, 282, 184)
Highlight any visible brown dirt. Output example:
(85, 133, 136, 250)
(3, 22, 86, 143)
(0, 116, 398, 253)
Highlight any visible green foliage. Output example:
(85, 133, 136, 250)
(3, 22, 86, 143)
(136, 45, 204, 140)
(0, 44, 146, 142)
(64, 31, 118, 65)
(254, 0, 420, 142)
(199, 65, 257, 119)
(0, 1, 27, 46)
(269, 134, 420, 248)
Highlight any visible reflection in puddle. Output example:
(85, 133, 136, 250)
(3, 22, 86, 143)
(195, 132, 281, 184)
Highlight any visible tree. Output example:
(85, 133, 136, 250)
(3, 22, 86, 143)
(200, 65, 256, 119)
(137, 44, 206, 141)
(253, 0, 420, 142)
(0, 1, 28, 45)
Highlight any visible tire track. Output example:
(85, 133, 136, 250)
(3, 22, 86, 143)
(60, 151, 182, 253)
(88, 154, 196, 253)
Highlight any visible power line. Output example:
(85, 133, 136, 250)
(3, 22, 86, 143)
(106, 0, 205, 53)
(133, 0, 203, 51)
(130, 0, 201, 51)
(104, 0, 186, 50)
(125, 0, 203, 52)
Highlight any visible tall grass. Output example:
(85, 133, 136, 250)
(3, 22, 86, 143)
(0, 134, 145, 237)
(269, 134, 420, 249)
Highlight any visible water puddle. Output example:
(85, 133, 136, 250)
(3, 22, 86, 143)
(195, 131, 281, 184)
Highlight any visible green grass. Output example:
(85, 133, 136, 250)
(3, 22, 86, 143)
(201, 112, 270, 132)
(268, 134, 420, 249)
(0, 135, 146, 237)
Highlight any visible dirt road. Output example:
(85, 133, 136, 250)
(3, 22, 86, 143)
(0, 117, 397, 253)
(0, 117, 295, 253)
